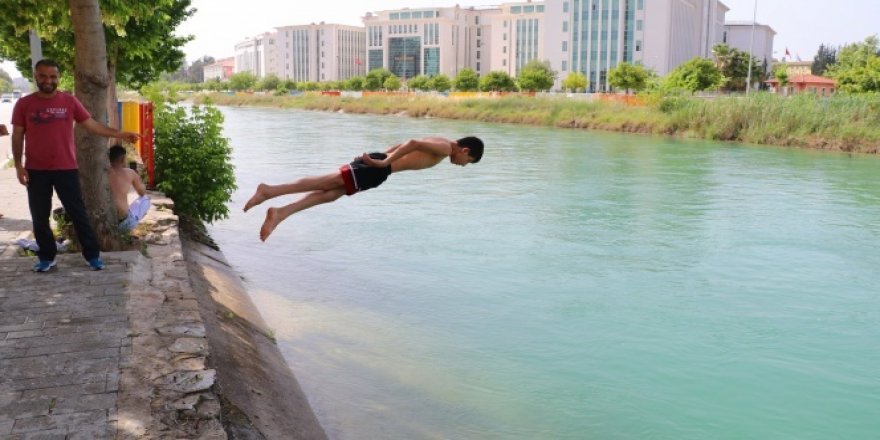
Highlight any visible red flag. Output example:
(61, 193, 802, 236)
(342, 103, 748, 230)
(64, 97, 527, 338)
(355, 57, 362, 66)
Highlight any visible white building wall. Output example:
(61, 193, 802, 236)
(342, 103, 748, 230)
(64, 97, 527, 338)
(203, 64, 224, 80)
(276, 24, 366, 82)
(637, 0, 728, 81)
(234, 32, 276, 77)
(234, 38, 259, 75)
(486, 2, 546, 77)
(259, 32, 278, 78)
(543, 0, 567, 79)
(724, 23, 776, 71)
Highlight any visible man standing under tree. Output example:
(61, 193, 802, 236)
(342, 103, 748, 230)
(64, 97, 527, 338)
(11, 59, 139, 272)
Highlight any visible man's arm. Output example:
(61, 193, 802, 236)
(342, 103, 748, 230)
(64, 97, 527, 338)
(129, 169, 147, 197)
(363, 138, 452, 167)
(79, 118, 140, 144)
(11, 125, 28, 186)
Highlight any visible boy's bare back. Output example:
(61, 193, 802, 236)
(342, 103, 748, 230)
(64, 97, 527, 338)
(107, 167, 145, 218)
(380, 137, 456, 172)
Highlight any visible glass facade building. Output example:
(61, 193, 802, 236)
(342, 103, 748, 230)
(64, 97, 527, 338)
(389, 37, 422, 79)
(569, 0, 639, 91)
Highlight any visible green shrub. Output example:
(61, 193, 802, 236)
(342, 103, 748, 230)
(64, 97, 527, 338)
(153, 103, 236, 224)
(657, 95, 689, 113)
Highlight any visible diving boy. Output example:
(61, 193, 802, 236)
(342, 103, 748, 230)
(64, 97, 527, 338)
(244, 136, 484, 241)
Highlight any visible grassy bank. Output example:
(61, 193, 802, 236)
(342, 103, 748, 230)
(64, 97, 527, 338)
(192, 92, 880, 154)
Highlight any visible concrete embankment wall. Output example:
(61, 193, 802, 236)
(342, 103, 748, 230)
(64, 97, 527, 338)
(181, 236, 328, 440)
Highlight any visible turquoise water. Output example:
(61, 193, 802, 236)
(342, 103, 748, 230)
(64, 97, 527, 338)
(208, 107, 880, 440)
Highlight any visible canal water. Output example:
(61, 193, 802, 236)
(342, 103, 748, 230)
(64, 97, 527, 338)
(208, 106, 880, 440)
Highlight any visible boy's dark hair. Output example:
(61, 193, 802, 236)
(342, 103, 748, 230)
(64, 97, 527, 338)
(35, 59, 61, 71)
(108, 145, 127, 164)
(457, 136, 484, 163)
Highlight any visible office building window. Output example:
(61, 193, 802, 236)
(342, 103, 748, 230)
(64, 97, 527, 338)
(563, 41, 568, 52)
(563, 21, 568, 32)
(424, 47, 440, 76)
(562, 61, 567, 71)
(637, 19, 642, 31)
(369, 49, 383, 71)
(389, 37, 421, 79)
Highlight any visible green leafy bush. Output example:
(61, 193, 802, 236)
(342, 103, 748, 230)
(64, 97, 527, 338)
(154, 103, 236, 224)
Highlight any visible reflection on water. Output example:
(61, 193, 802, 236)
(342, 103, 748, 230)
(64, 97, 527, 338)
(209, 107, 880, 440)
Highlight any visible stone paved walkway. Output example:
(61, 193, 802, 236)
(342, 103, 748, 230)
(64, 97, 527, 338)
(0, 253, 134, 439)
(0, 165, 224, 439)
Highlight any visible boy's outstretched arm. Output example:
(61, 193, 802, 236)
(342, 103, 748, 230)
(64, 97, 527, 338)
(363, 139, 451, 167)
(384, 143, 403, 154)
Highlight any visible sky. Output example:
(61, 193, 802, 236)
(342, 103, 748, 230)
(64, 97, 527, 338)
(176, 0, 879, 64)
(3, 0, 878, 78)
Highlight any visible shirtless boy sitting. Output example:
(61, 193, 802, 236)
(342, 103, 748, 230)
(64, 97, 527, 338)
(107, 145, 149, 230)
(244, 136, 484, 241)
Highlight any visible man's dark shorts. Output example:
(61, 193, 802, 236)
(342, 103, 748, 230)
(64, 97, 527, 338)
(339, 152, 392, 196)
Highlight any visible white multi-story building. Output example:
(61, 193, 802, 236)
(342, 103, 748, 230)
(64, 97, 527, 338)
(723, 21, 776, 74)
(275, 23, 366, 82)
(545, 0, 728, 91)
(485, 2, 547, 77)
(234, 32, 278, 77)
(363, 6, 491, 80)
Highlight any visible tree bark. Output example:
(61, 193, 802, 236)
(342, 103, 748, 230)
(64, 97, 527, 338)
(69, 0, 123, 251)
(107, 53, 120, 131)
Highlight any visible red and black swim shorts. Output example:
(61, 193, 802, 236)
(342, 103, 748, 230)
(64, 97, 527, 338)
(339, 152, 392, 196)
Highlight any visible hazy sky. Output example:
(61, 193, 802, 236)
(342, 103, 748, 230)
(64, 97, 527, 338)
(176, 0, 878, 63)
(3, 0, 878, 78)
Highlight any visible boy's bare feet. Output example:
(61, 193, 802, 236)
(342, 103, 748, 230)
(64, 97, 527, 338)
(260, 208, 281, 242)
(244, 183, 269, 212)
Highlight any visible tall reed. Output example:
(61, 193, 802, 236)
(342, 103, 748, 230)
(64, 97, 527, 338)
(194, 92, 880, 154)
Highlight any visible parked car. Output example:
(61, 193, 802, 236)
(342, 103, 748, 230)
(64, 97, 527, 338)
(1, 93, 13, 102)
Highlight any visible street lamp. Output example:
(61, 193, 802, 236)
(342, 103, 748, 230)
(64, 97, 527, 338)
(745, 0, 757, 95)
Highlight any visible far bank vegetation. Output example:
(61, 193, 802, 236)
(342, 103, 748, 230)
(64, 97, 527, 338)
(159, 38, 880, 154)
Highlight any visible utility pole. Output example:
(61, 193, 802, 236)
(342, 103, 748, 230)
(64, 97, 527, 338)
(29, 29, 43, 70)
(745, 0, 757, 95)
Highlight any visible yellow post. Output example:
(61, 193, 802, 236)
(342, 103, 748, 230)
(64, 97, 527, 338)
(121, 101, 142, 153)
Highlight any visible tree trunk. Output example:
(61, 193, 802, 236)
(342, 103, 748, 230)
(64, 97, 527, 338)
(107, 54, 119, 131)
(69, 0, 123, 251)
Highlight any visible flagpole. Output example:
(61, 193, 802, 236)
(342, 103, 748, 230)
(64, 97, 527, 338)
(745, 0, 757, 95)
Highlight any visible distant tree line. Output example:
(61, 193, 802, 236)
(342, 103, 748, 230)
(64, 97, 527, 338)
(157, 34, 880, 97)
